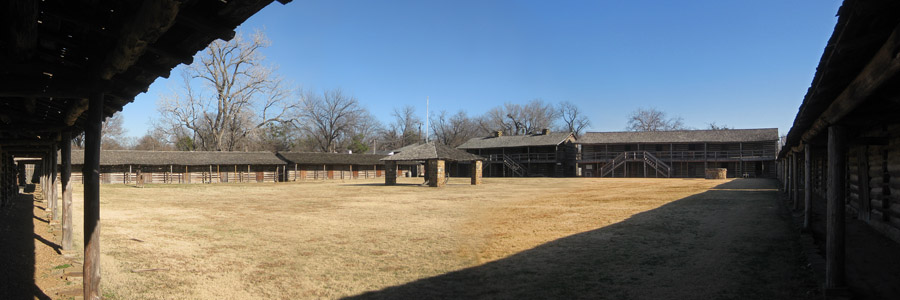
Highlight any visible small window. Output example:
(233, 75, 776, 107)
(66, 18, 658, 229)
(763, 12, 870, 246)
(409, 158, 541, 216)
(655, 144, 663, 151)
(625, 145, 632, 151)
(688, 144, 697, 151)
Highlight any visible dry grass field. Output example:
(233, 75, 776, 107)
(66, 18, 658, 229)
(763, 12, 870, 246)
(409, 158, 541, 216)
(41, 177, 814, 299)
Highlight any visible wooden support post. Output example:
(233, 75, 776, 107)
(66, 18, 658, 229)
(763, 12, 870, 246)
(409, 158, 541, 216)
(294, 163, 298, 181)
(825, 126, 847, 290)
(61, 131, 73, 251)
(83, 93, 103, 300)
(50, 142, 58, 221)
(858, 145, 870, 221)
(385, 161, 397, 185)
(804, 144, 812, 230)
(792, 152, 800, 210)
(782, 159, 788, 191)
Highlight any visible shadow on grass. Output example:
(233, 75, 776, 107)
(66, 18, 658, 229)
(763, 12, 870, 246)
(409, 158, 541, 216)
(0, 193, 52, 300)
(345, 179, 817, 300)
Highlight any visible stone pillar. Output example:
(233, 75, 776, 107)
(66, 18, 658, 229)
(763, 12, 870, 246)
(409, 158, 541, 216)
(471, 161, 482, 185)
(427, 159, 445, 187)
(385, 161, 397, 185)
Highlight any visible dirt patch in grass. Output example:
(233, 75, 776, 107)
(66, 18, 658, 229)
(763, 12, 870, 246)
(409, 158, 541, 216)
(47, 177, 815, 299)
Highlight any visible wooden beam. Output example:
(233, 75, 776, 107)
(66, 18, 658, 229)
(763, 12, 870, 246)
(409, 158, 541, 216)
(3, 0, 39, 62)
(61, 131, 74, 251)
(801, 23, 900, 144)
(0, 139, 57, 146)
(825, 125, 847, 289)
(83, 93, 103, 300)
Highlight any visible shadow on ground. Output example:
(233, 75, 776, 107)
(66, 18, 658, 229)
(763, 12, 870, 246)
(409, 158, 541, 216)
(346, 179, 818, 300)
(0, 185, 51, 300)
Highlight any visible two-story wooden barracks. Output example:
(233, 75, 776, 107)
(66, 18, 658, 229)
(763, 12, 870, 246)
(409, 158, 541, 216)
(457, 130, 577, 177)
(576, 129, 779, 178)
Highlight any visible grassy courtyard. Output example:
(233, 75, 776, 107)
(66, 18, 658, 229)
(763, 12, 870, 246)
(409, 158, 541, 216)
(37, 177, 817, 299)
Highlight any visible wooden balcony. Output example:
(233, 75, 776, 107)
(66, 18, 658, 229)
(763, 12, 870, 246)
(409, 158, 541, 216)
(481, 153, 558, 163)
(578, 150, 775, 163)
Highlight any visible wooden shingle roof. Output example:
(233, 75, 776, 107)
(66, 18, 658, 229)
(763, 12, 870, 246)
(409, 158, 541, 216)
(70, 150, 285, 166)
(780, 0, 900, 157)
(381, 142, 483, 162)
(277, 152, 387, 165)
(457, 132, 574, 149)
(576, 128, 779, 144)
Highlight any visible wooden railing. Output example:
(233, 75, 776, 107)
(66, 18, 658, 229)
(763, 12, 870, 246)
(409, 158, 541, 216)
(483, 153, 557, 162)
(579, 149, 775, 161)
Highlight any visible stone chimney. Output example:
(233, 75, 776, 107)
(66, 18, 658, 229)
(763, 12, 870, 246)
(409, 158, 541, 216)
(541, 128, 550, 135)
(493, 131, 503, 137)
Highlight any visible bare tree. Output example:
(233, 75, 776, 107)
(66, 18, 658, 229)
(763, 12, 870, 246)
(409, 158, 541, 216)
(295, 88, 369, 152)
(479, 99, 559, 136)
(556, 101, 590, 138)
(133, 130, 173, 151)
(430, 110, 478, 147)
(707, 122, 731, 130)
(626, 107, 685, 131)
(74, 112, 129, 149)
(381, 105, 422, 150)
(156, 31, 295, 151)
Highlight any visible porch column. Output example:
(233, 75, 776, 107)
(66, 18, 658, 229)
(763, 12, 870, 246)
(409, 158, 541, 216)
(385, 161, 397, 185)
(803, 144, 812, 230)
(50, 142, 58, 221)
(427, 159, 445, 187)
(61, 131, 74, 251)
(825, 126, 847, 290)
(471, 160, 482, 185)
(792, 151, 799, 210)
(83, 93, 103, 300)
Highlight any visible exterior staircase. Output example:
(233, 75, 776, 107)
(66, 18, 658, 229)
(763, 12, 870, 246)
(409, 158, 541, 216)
(600, 151, 671, 178)
(501, 154, 528, 177)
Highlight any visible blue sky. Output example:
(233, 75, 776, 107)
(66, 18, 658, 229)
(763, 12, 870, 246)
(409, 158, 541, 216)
(123, 0, 843, 138)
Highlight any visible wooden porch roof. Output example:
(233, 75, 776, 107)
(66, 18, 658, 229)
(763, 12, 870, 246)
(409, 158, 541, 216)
(1, 0, 289, 155)
(780, 0, 900, 157)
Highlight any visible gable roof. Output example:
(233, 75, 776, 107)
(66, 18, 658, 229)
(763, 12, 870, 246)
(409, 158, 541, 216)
(457, 132, 574, 149)
(70, 150, 285, 166)
(381, 142, 483, 162)
(576, 128, 779, 144)
(277, 152, 387, 165)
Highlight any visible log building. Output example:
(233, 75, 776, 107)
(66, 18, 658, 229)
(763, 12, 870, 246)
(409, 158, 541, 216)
(457, 130, 577, 177)
(576, 129, 778, 178)
(68, 150, 287, 184)
(277, 152, 390, 180)
(778, 0, 900, 297)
